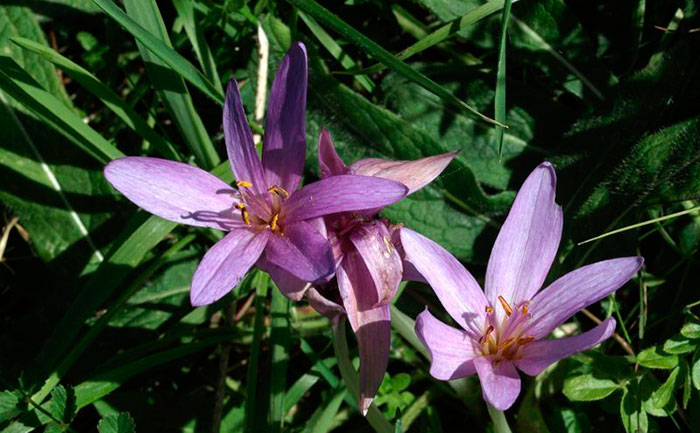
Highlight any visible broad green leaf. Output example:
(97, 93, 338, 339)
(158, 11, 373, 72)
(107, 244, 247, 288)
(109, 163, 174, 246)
(681, 322, 700, 339)
(122, 0, 220, 169)
(662, 335, 697, 355)
(562, 374, 620, 401)
(636, 346, 679, 370)
(11, 37, 181, 161)
(97, 412, 136, 433)
(0, 390, 21, 422)
(36, 0, 101, 14)
(620, 385, 648, 433)
(286, 0, 502, 126)
(47, 386, 75, 424)
(692, 349, 700, 390)
(641, 369, 679, 417)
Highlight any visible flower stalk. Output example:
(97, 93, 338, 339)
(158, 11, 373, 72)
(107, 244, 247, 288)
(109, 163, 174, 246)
(486, 404, 513, 433)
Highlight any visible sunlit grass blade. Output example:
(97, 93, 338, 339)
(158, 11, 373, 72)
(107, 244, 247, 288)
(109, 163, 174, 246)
(577, 206, 700, 245)
(122, 0, 220, 169)
(269, 287, 291, 433)
(172, 0, 223, 94)
(287, 0, 504, 126)
(0, 57, 123, 164)
(301, 387, 346, 433)
(297, 11, 374, 93)
(244, 272, 270, 433)
(494, 0, 512, 159)
(91, 0, 224, 104)
(10, 36, 181, 161)
(340, 0, 516, 76)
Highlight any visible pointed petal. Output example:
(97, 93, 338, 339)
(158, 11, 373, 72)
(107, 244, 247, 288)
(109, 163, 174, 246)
(306, 286, 345, 323)
(356, 304, 391, 415)
(265, 220, 335, 282)
(473, 357, 521, 411)
(283, 175, 408, 222)
(350, 151, 458, 195)
(257, 255, 309, 301)
(515, 318, 616, 376)
(224, 79, 266, 192)
(415, 309, 478, 380)
(485, 162, 563, 316)
(400, 228, 488, 338)
(190, 229, 269, 306)
(526, 257, 643, 338)
(262, 42, 308, 191)
(318, 128, 349, 178)
(104, 157, 242, 230)
(349, 222, 403, 306)
(337, 249, 378, 331)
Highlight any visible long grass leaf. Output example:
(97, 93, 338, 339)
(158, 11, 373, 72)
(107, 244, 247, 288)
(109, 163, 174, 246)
(287, 0, 503, 126)
(494, 0, 512, 159)
(301, 388, 346, 433)
(122, 0, 220, 169)
(269, 287, 291, 433)
(0, 57, 123, 164)
(244, 272, 269, 433)
(10, 36, 181, 161)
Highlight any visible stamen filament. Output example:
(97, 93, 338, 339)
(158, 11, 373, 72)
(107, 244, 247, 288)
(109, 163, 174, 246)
(479, 325, 495, 345)
(498, 295, 513, 316)
(270, 214, 279, 231)
(517, 336, 535, 346)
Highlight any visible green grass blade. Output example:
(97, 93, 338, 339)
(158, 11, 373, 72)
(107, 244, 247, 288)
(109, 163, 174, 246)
(269, 287, 291, 433)
(171, 0, 223, 94)
(121, 0, 220, 169)
(244, 272, 270, 433)
(0, 57, 123, 164)
(297, 11, 374, 93)
(91, 0, 224, 104)
(341, 0, 515, 76)
(494, 0, 512, 159)
(301, 387, 346, 433)
(10, 36, 181, 161)
(287, 0, 504, 126)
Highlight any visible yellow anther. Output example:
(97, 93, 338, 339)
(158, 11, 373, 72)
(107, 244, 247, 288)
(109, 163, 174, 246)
(517, 336, 535, 346)
(236, 203, 252, 226)
(485, 306, 494, 314)
(268, 185, 290, 199)
(235, 202, 246, 210)
(498, 295, 513, 316)
(236, 180, 252, 188)
(498, 337, 516, 353)
(270, 214, 279, 231)
(479, 325, 495, 345)
(521, 303, 529, 316)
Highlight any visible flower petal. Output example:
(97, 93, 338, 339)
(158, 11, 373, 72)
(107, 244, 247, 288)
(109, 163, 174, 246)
(318, 128, 349, 178)
(224, 79, 266, 192)
(337, 248, 377, 331)
(190, 229, 269, 306)
(265, 220, 335, 283)
(485, 162, 563, 316)
(104, 157, 242, 230)
(473, 357, 521, 411)
(261, 42, 308, 192)
(525, 257, 642, 338)
(356, 304, 391, 415)
(350, 151, 458, 195)
(306, 286, 345, 323)
(283, 175, 408, 222)
(257, 255, 309, 301)
(415, 309, 479, 380)
(349, 222, 403, 306)
(400, 228, 488, 338)
(515, 317, 616, 376)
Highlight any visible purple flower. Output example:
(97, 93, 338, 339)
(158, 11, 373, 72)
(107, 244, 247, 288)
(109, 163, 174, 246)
(306, 129, 458, 413)
(104, 43, 408, 306)
(401, 162, 643, 411)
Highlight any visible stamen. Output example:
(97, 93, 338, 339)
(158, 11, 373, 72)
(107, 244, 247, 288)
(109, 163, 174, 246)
(236, 203, 252, 226)
(270, 214, 279, 231)
(236, 180, 252, 188)
(498, 337, 516, 352)
(521, 303, 529, 316)
(498, 295, 513, 316)
(268, 185, 290, 199)
(517, 336, 535, 346)
(485, 306, 494, 314)
(479, 325, 495, 345)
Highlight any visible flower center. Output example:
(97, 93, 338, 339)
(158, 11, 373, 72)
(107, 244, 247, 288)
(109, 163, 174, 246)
(233, 181, 289, 233)
(478, 295, 535, 361)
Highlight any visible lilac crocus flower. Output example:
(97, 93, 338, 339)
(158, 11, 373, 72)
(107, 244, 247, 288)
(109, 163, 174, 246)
(104, 43, 408, 306)
(306, 129, 458, 413)
(401, 162, 643, 411)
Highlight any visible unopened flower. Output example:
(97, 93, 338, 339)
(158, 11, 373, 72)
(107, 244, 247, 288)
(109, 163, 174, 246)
(307, 129, 458, 413)
(402, 162, 643, 411)
(104, 43, 408, 306)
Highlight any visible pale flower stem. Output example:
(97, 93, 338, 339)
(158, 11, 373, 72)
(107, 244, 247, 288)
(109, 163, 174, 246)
(253, 23, 269, 144)
(332, 320, 394, 433)
(486, 404, 513, 433)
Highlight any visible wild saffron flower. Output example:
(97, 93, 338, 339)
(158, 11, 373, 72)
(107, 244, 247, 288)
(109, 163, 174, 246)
(401, 162, 643, 411)
(104, 43, 408, 306)
(306, 129, 458, 413)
